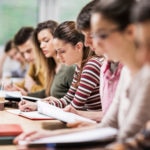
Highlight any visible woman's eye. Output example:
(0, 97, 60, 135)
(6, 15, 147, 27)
(44, 39, 49, 42)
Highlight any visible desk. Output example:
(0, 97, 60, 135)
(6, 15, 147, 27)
(0, 108, 61, 150)
(0, 109, 112, 150)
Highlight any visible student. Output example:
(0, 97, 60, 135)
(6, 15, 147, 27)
(107, 0, 150, 149)
(7, 27, 45, 94)
(65, 0, 122, 117)
(14, 0, 149, 143)
(62, 0, 103, 122)
(4, 39, 27, 78)
(19, 21, 103, 114)
(28, 20, 75, 98)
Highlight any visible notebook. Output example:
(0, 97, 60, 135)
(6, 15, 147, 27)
(6, 109, 53, 120)
(0, 124, 23, 145)
(19, 127, 118, 146)
(37, 101, 96, 123)
(0, 124, 23, 136)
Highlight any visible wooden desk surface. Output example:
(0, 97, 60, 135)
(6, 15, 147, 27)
(0, 109, 110, 150)
(0, 108, 61, 150)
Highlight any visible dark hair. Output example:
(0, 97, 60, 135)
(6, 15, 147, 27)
(76, 0, 99, 31)
(33, 20, 58, 96)
(4, 40, 14, 53)
(14, 27, 34, 46)
(54, 21, 95, 87)
(54, 21, 93, 63)
(131, 0, 150, 23)
(93, 0, 136, 31)
(54, 21, 85, 45)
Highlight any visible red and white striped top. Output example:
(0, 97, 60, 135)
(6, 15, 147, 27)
(50, 57, 103, 111)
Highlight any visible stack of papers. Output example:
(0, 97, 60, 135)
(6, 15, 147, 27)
(19, 127, 117, 146)
(37, 101, 96, 123)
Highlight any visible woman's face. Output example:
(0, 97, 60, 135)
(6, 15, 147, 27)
(53, 38, 82, 66)
(134, 22, 150, 66)
(91, 13, 130, 61)
(37, 29, 55, 58)
(81, 30, 103, 57)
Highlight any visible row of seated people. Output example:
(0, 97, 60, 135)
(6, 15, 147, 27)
(1, 0, 150, 149)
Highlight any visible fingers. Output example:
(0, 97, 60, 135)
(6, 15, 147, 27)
(63, 105, 72, 112)
(63, 105, 77, 114)
(13, 131, 37, 144)
(67, 121, 92, 128)
(24, 132, 45, 141)
(18, 100, 36, 112)
(18, 100, 28, 111)
(67, 121, 82, 128)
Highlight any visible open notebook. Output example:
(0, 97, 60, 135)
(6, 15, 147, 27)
(37, 101, 96, 123)
(6, 109, 53, 120)
(19, 127, 118, 146)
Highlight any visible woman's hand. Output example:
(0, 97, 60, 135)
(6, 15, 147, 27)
(18, 100, 37, 112)
(13, 130, 51, 144)
(42, 96, 59, 103)
(67, 120, 96, 128)
(64, 105, 79, 115)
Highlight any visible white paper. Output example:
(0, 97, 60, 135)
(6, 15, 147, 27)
(6, 109, 52, 120)
(19, 127, 117, 145)
(0, 91, 21, 98)
(37, 101, 96, 123)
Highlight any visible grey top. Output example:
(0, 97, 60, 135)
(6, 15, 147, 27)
(99, 65, 150, 140)
(28, 65, 75, 99)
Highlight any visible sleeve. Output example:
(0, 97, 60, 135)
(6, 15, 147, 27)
(28, 64, 45, 92)
(70, 59, 101, 109)
(118, 69, 150, 140)
(15, 79, 25, 89)
(28, 89, 46, 98)
(49, 67, 78, 108)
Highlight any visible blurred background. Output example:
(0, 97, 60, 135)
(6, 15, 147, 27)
(0, 0, 89, 77)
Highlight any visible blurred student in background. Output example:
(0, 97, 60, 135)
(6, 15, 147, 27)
(5, 27, 45, 94)
(4, 39, 28, 78)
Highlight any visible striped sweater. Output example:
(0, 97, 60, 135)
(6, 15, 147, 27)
(49, 57, 103, 111)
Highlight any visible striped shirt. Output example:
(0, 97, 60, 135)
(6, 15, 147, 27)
(50, 57, 103, 111)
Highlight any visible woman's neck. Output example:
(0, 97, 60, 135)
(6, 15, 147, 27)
(122, 46, 141, 77)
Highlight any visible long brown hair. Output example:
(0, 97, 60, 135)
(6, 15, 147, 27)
(53, 21, 96, 87)
(33, 20, 58, 96)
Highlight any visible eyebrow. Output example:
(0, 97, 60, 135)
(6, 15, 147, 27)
(26, 48, 32, 52)
(41, 37, 48, 41)
(95, 28, 108, 33)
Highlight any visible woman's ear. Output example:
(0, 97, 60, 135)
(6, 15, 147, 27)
(75, 42, 83, 52)
(124, 24, 136, 41)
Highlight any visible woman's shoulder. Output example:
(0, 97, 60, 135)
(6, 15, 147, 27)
(85, 56, 104, 67)
(61, 64, 76, 74)
(135, 65, 150, 82)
